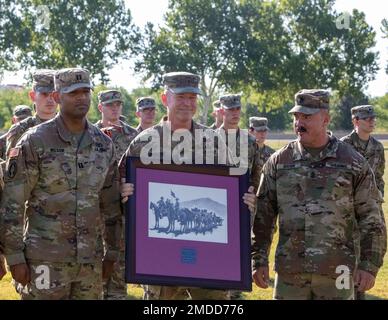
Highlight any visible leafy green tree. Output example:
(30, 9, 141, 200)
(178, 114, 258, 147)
(241, 1, 378, 129)
(133, 0, 254, 124)
(135, 0, 379, 130)
(371, 93, 388, 131)
(239, 88, 294, 130)
(330, 91, 369, 130)
(1, 0, 138, 82)
(0, 0, 29, 75)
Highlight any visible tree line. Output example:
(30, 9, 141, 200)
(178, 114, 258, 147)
(1, 0, 388, 130)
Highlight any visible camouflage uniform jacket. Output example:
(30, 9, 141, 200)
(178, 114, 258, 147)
(119, 117, 219, 178)
(252, 135, 386, 277)
(341, 130, 385, 196)
(216, 125, 261, 191)
(95, 120, 138, 161)
(0, 115, 121, 266)
(256, 144, 276, 176)
(6, 115, 45, 158)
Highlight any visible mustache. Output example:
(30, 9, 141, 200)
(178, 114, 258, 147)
(296, 126, 307, 133)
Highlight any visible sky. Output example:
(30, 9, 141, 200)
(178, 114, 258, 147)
(1, 0, 387, 97)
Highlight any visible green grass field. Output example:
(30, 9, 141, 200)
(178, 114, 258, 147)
(1, 139, 387, 300)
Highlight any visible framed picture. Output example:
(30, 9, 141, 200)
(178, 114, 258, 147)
(125, 157, 252, 291)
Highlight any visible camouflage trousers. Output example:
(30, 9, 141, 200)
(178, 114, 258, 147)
(274, 272, 354, 300)
(17, 260, 103, 300)
(143, 285, 231, 300)
(103, 253, 128, 300)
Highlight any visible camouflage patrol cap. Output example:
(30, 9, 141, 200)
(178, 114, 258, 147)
(351, 105, 376, 119)
(163, 72, 201, 94)
(136, 97, 156, 111)
(249, 117, 269, 131)
(13, 105, 32, 119)
(213, 100, 221, 110)
(98, 90, 122, 105)
(54, 68, 92, 93)
(32, 69, 55, 93)
(289, 89, 330, 115)
(219, 94, 241, 109)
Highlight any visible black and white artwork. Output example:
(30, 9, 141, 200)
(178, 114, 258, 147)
(148, 182, 228, 243)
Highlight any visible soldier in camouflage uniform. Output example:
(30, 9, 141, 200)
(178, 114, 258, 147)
(0, 106, 40, 276)
(216, 94, 260, 300)
(0, 106, 33, 161)
(96, 90, 138, 160)
(209, 100, 222, 130)
(5, 70, 57, 158)
(341, 106, 385, 197)
(96, 89, 137, 300)
(135, 97, 157, 134)
(119, 72, 256, 300)
(252, 89, 386, 300)
(249, 117, 275, 175)
(217, 95, 261, 193)
(340, 105, 387, 300)
(0, 68, 121, 300)
(11, 105, 33, 125)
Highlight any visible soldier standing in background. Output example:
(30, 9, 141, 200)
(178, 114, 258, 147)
(341, 105, 387, 299)
(341, 105, 385, 197)
(96, 89, 137, 300)
(217, 94, 261, 192)
(1, 106, 32, 276)
(6, 70, 57, 158)
(249, 117, 275, 175)
(135, 97, 157, 134)
(216, 94, 260, 300)
(0, 68, 121, 299)
(209, 100, 223, 130)
(0, 106, 33, 161)
(11, 105, 33, 125)
(96, 90, 138, 160)
(252, 89, 386, 300)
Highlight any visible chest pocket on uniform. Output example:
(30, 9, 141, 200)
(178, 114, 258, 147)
(77, 152, 109, 191)
(276, 162, 353, 203)
(322, 163, 353, 203)
(40, 152, 73, 194)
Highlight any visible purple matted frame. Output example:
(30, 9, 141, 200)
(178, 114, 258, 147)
(125, 157, 251, 291)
